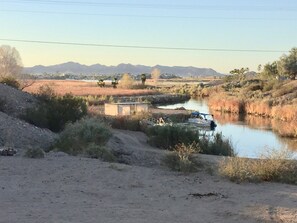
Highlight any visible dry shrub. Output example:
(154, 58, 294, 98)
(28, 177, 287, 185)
(272, 82, 297, 97)
(271, 120, 297, 138)
(118, 73, 134, 89)
(219, 149, 297, 184)
(200, 87, 211, 97)
(271, 105, 297, 121)
(163, 142, 201, 172)
(0, 76, 20, 89)
(262, 79, 281, 92)
(245, 100, 272, 117)
(242, 83, 263, 92)
(208, 95, 244, 113)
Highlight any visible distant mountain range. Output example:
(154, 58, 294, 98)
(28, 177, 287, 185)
(24, 62, 222, 77)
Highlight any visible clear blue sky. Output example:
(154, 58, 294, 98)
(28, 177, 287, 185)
(0, 0, 296, 73)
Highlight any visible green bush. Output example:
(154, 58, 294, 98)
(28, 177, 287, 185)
(262, 79, 281, 92)
(0, 76, 20, 89)
(24, 148, 45, 158)
(54, 117, 112, 156)
(147, 126, 235, 156)
(147, 125, 199, 150)
(23, 93, 87, 132)
(110, 116, 141, 131)
(85, 143, 115, 161)
(200, 133, 235, 156)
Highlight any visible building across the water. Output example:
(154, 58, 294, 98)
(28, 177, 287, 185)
(104, 102, 149, 116)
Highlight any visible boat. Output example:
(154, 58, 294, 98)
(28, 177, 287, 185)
(187, 111, 217, 129)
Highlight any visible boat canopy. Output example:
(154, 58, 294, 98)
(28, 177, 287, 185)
(191, 111, 213, 117)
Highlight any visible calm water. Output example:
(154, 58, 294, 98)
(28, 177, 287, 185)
(159, 99, 297, 158)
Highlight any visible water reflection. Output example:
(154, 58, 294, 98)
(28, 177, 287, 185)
(158, 99, 297, 158)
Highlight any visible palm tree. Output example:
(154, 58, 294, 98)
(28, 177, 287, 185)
(141, 73, 146, 85)
(111, 77, 118, 88)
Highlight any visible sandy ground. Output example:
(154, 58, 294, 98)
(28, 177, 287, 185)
(1, 130, 297, 223)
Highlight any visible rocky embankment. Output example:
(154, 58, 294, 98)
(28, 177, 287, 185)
(0, 84, 57, 154)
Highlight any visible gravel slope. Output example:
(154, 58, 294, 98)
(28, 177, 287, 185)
(0, 84, 57, 153)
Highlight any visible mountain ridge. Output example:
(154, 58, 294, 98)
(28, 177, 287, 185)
(24, 62, 222, 77)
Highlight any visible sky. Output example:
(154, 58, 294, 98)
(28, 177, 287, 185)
(0, 0, 296, 73)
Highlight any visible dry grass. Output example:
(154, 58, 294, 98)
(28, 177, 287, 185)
(272, 120, 297, 138)
(271, 105, 297, 122)
(219, 149, 297, 184)
(245, 101, 272, 117)
(24, 80, 157, 96)
(272, 81, 297, 97)
(208, 94, 244, 114)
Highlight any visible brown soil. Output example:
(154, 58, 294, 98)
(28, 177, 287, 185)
(0, 130, 296, 223)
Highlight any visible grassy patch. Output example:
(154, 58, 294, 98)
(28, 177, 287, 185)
(219, 149, 297, 184)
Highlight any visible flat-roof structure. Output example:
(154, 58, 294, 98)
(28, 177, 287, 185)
(104, 102, 149, 116)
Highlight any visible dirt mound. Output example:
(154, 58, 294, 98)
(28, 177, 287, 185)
(0, 84, 56, 154)
(107, 129, 166, 167)
(0, 111, 57, 154)
(0, 83, 37, 118)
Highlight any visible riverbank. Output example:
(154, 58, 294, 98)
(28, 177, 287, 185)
(163, 79, 297, 138)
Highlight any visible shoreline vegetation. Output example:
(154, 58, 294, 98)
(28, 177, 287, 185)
(163, 79, 297, 138)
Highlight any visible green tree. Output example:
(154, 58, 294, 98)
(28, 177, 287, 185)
(141, 73, 146, 85)
(229, 67, 249, 76)
(261, 61, 279, 79)
(278, 47, 297, 80)
(229, 67, 249, 81)
(229, 67, 249, 80)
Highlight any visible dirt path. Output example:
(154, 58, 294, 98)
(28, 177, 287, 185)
(0, 130, 296, 223)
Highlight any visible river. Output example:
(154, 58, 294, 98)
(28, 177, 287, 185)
(158, 99, 297, 159)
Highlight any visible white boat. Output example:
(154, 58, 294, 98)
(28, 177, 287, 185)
(187, 111, 217, 129)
